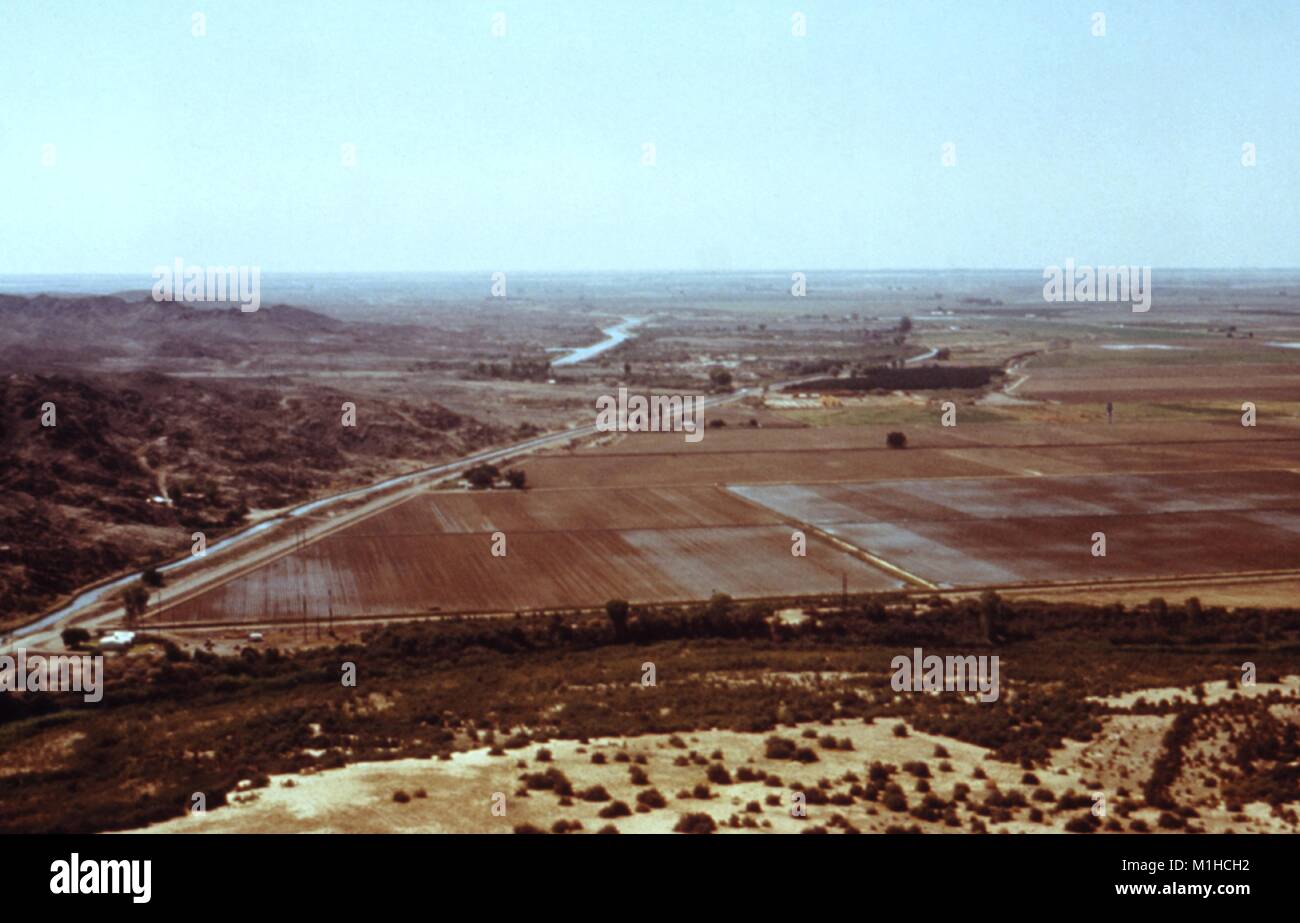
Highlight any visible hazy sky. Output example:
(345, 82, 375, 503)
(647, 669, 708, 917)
(1, 0, 1297, 273)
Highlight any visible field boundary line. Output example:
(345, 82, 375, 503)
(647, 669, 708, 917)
(566, 434, 1300, 459)
(936, 568, 1300, 596)
(714, 466, 1300, 489)
(717, 486, 938, 590)
(142, 568, 1300, 633)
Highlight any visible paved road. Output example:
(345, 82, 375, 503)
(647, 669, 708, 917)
(2, 382, 777, 653)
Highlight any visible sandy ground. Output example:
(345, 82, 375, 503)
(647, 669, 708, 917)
(131, 694, 1300, 834)
(1089, 676, 1300, 709)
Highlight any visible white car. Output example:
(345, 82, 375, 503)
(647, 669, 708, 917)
(99, 630, 136, 651)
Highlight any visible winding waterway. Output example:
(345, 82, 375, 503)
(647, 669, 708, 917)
(552, 317, 643, 367)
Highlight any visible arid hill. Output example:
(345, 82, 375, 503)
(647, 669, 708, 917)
(0, 294, 420, 369)
(0, 369, 500, 624)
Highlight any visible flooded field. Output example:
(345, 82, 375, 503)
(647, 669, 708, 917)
(734, 470, 1300, 587)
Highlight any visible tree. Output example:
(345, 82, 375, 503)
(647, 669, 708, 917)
(978, 590, 1000, 643)
(464, 463, 499, 489)
(505, 468, 527, 490)
(708, 367, 733, 389)
(61, 627, 91, 649)
(886, 431, 907, 449)
(142, 566, 165, 588)
(605, 599, 630, 641)
(898, 315, 913, 334)
(119, 582, 150, 628)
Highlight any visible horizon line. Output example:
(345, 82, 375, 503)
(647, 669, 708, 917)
(4, 266, 1300, 277)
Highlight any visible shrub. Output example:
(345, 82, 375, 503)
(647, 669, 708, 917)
(673, 812, 718, 834)
(886, 431, 907, 449)
(764, 736, 798, 760)
(706, 764, 732, 785)
(884, 824, 922, 834)
(598, 801, 632, 819)
(636, 789, 668, 809)
(1057, 791, 1092, 811)
(1157, 811, 1186, 830)
(910, 793, 948, 822)
(605, 599, 631, 640)
(519, 768, 573, 796)
(1065, 814, 1101, 833)
(578, 785, 611, 802)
